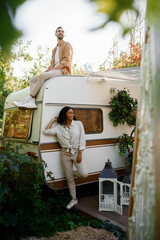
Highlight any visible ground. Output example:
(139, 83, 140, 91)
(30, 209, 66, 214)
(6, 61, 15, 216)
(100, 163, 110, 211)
(22, 226, 118, 240)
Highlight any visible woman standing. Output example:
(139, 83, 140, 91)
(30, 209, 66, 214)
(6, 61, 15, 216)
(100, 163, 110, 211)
(44, 106, 88, 209)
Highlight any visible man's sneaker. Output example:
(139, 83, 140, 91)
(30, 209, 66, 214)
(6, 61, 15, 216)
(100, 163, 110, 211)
(66, 199, 78, 209)
(13, 95, 37, 109)
(13, 95, 32, 106)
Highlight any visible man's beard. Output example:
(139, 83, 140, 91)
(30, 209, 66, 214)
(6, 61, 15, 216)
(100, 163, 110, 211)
(58, 36, 63, 40)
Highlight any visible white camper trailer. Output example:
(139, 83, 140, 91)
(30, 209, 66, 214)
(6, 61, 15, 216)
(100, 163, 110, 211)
(2, 67, 140, 190)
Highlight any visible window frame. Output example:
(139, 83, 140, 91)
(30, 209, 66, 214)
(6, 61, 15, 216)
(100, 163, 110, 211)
(74, 107, 103, 134)
(3, 109, 33, 140)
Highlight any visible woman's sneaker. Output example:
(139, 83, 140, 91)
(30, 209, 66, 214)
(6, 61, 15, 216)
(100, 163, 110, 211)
(66, 199, 78, 209)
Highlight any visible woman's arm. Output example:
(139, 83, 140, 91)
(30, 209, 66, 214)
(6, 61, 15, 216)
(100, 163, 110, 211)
(77, 150, 83, 163)
(77, 122, 86, 163)
(43, 117, 58, 136)
(78, 122, 86, 151)
(45, 117, 58, 130)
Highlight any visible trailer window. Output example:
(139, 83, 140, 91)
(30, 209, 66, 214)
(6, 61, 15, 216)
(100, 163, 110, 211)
(3, 109, 32, 139)
(74, 108, 103, 134)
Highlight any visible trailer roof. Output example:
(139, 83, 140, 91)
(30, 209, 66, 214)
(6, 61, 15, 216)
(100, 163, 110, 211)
(88, 67, 140, 84)
(4, 67, 140, 110)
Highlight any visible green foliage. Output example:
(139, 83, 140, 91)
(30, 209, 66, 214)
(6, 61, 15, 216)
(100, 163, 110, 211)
(89, 0, 139, 35)
(147, 0, 160, 22)
(0, 140, 53, 239)
(72, 63, 87, 75)
(112, 43, 142, 69)
(0, 51, 15, 124)
(117, 134, 134, 166)
(109, 88, 137, 127)
(109, 88, 137, 166)
(0, 0, 27, 54)
(98, 221, 126, 240)
(0, 40, 50, 129)
(99, 18, 144, 71)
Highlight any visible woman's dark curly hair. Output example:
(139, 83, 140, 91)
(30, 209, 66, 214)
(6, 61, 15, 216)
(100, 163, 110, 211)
(57, 106, 77, 125)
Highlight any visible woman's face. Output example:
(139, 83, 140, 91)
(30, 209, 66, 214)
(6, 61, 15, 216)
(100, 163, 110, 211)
(66, 108, 74, 121)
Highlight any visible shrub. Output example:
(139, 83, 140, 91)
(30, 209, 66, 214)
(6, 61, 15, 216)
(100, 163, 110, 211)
(109, 88, 137, 127)
(0, 140, 53, 239)
(109, 88, 138, 166)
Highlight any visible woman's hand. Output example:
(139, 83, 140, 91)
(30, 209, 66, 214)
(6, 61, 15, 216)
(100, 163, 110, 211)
(77, 151, 83, 163)
(53, 117, 58, 122)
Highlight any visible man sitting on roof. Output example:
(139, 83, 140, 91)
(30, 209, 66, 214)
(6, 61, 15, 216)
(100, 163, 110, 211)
(13, 26, 73, 109)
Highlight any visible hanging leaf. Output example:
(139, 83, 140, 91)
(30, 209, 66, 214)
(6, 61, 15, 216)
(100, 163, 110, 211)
(0, 0, 26, 54)
(90, 0, 139, 35)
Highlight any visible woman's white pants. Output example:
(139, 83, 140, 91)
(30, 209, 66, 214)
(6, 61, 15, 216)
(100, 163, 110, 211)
(61, 149, 88, 199)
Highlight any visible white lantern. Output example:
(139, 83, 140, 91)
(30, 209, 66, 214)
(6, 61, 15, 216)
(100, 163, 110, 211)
(121, 175, 131, 206)
(99, 159, 122, 215)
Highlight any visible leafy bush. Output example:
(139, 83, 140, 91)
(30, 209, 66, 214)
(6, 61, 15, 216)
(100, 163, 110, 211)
(109, 88, 138, 166)
(112, 43, 142, 69)
(117, 134, 134, 166)
(109, 88, 137, 127)
(0, 140, 53, 239)
(0, 41, 50, 129)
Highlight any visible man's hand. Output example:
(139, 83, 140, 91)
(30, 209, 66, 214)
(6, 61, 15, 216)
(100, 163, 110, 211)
(77, 151, 83, 163)
(45, 67, 56, 72)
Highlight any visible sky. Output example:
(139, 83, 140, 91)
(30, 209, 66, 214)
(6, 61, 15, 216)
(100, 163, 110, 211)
(14, 0, 125, 72)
